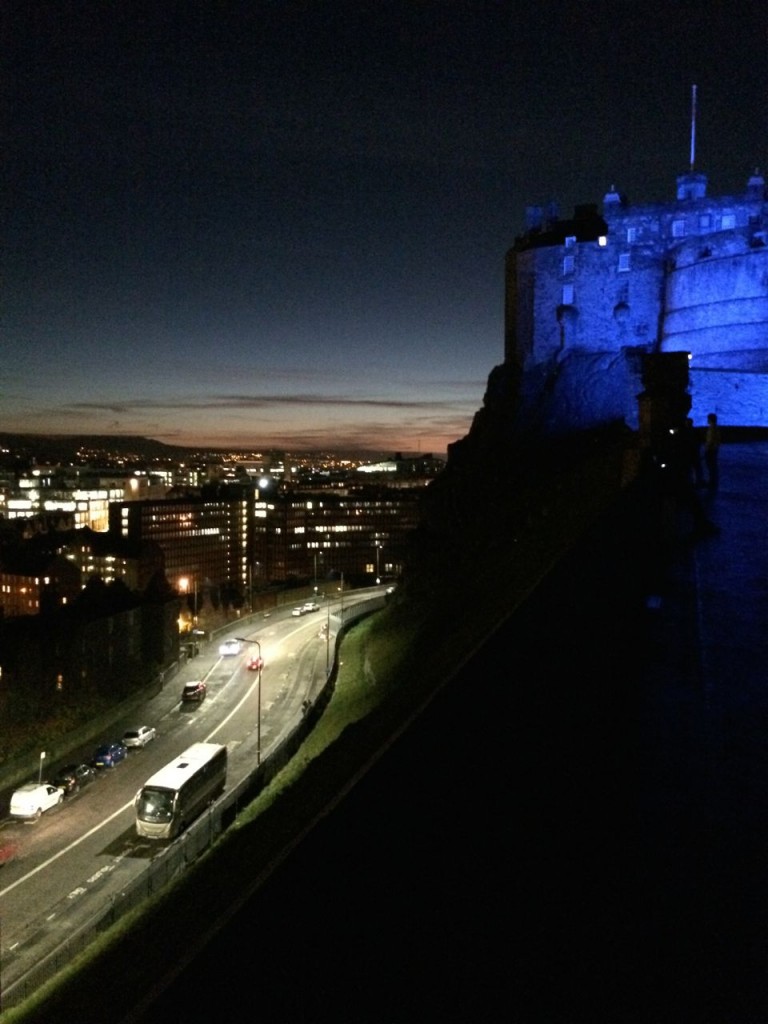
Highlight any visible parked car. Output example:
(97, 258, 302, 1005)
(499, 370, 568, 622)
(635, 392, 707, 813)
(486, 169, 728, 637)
(218, 639, 242, 656)
(302, 601, 320, 613)
(91, 741, 128, 769)
(291, 606, 305, 616)
(52, 762, 97, 795)
(122, 725, 157, 749)
(10, 782, 64, 819)
(247, 655, 264, 671)
(181, 680, 207, 703)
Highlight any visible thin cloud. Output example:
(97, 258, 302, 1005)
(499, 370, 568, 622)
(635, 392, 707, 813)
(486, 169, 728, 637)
(68, 393, 478, 413)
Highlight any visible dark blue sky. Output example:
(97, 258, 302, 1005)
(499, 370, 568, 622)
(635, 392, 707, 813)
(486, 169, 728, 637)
(4, 1, 766, 454)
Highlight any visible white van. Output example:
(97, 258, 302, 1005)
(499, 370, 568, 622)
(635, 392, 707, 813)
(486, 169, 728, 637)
(10, 782, 64, 820)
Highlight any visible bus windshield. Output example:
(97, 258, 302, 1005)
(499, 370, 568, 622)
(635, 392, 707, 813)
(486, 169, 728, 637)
(136, 786, 175, 823)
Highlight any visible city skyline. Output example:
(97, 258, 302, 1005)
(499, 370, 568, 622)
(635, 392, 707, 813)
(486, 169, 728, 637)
(5, 2, 766, 455)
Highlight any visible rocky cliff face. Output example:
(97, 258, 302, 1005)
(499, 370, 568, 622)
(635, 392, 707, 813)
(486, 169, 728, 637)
(400, 358, 637, 637)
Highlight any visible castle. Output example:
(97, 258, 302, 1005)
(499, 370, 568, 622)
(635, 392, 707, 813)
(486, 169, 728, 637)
(503, 166, 768, 434)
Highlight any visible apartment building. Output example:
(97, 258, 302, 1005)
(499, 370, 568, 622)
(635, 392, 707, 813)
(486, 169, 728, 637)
(253, 485, 422, 584)
(109, 494, 250, 603)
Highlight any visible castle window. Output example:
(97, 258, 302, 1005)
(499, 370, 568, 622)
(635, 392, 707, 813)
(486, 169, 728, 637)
(564, 235, 576, 248)
(699, 214, 711, 230)
(562, 255, 574, 275)
(627, 227, 637, 243)
(721, 213, 736, 229)
(618, 253, 631, 272)
(672, 220, 686, 238)
(562, 284, 574, 305)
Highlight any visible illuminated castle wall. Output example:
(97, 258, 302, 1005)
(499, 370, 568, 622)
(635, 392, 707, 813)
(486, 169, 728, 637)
(504, 169, 768, 432)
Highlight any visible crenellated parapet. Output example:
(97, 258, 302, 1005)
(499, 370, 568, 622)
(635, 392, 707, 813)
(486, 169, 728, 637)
(504, 168, 768, 434)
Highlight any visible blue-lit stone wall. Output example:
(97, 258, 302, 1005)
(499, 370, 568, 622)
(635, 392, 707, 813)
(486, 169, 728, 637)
(662, 236, 768, 363)
(506, 171, 768, 433)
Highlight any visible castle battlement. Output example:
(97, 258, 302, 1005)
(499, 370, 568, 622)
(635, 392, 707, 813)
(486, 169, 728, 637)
(505, 169, 768, 433)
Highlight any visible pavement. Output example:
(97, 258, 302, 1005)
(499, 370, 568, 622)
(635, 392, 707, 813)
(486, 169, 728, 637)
(491, 435, 768, 1023)
(642, 438, 768, 853)
(623, 439, 768, 1021)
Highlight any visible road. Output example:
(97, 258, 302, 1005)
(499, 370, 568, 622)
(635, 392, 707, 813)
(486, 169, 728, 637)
(0, 592, 376, 1003)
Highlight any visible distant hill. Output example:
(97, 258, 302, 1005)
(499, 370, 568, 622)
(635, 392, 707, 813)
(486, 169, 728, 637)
(0, 433, 428, 465)
(0, 433, 189, 463)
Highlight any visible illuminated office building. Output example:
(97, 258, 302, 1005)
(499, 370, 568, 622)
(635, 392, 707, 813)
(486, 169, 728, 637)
(109, 495, 250, 601)
(253, 486, 421, 584)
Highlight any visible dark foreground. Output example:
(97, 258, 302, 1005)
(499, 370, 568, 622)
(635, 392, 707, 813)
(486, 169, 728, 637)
(128, 444, 768, 1024)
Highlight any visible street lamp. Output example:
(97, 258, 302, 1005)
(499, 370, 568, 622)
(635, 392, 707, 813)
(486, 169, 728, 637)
(325, 593, 331, 674)
(375, 541, 382, 584)
(235, 637, 262, 766)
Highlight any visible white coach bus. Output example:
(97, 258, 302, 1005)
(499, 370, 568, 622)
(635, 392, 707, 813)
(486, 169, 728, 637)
(134, 742, 227, 840)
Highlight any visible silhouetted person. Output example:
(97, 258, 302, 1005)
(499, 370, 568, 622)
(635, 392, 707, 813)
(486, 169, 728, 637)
(683, 417, 704, 487)
(652, 424, 719, 539)
(704, 412, 721, 492)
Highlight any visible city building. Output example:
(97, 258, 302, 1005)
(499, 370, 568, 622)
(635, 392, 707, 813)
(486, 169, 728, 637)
(253, 485, 422, 585)
(0, 444, 431, 621)
(0, 528, 165, 617)
(0, 552, 81, 617)
(108, 493, 251, 609)
(0, 464, 170, 529)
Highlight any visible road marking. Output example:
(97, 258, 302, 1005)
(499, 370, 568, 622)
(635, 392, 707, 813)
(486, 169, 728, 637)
(0, 797, 135, 899)
(206, 676, 261, 742)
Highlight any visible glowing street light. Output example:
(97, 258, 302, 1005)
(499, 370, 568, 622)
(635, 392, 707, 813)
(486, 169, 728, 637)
(325, 593, 331, 674)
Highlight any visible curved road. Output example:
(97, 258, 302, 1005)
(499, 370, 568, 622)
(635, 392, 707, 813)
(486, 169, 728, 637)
(0, 591, 376, 1003)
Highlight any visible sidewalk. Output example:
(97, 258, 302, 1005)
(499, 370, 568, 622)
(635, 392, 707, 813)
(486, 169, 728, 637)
(624, 439, 768, 1019)
(643, 440, 768, 790)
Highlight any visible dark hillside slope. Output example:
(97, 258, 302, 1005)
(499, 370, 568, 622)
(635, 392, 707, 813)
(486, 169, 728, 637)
(129, 477, 665, 1024)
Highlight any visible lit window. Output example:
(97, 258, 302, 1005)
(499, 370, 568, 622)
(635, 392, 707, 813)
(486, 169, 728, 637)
(618, 253, 631, 272)
(562, 255, 574, 275)
(672, 220, 686, 238)
(598, 236, 607, 247)
(721, 213, 736, 229)
(699, 214, 711, 230)
(627, 227, 637, 243)
(562, 284, 574, 305)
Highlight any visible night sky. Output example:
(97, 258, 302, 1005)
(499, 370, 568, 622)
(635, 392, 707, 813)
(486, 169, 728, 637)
(4, 1, 766, 455)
